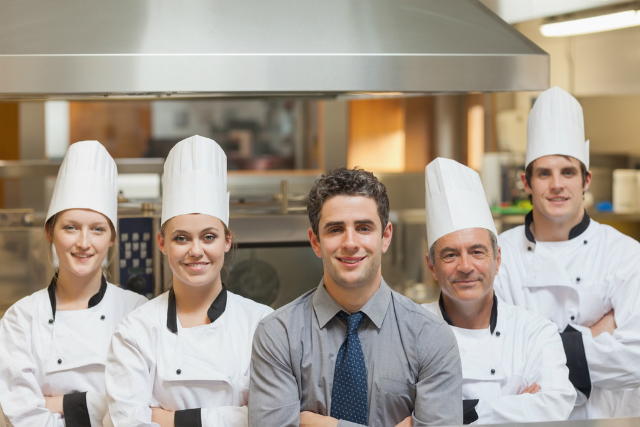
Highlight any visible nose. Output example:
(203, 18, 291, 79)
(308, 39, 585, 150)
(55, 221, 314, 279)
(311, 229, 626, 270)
(341, 227, 359, 252)
(189, 240, 204, 258)
(457, 252, 474, 274)
(550, 172, 564, 192)
(77, 229, 90, 250)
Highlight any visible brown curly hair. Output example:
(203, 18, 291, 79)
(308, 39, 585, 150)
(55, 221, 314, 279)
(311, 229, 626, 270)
(307, 167, 390, 240)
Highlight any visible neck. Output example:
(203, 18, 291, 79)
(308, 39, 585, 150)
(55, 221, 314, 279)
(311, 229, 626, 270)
(55, 267, 103, 309)
(173, 276, 223, 319)
(531, 206, 585, 242)
(323, 270, 382, 313)
(442, 290, 493, 330)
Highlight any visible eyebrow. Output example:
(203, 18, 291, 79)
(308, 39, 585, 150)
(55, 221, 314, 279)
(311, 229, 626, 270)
(170, 227, 220, 236)
(438, 243, 489, 257)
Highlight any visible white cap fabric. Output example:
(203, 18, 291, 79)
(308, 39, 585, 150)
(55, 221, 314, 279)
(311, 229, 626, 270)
(425, 158, 497, 249)
(526, 86, 590, 169)
(161, 135, 229, 227)
(46, 140, 118, 230)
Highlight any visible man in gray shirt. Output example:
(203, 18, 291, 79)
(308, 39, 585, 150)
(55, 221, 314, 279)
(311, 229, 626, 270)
(249, 167, 463, 427)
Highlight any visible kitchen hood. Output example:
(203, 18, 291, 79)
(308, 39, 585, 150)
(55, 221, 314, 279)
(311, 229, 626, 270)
(0, 0, 549, 100)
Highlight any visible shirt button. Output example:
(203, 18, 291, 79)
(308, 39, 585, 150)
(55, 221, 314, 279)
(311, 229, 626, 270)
(496, 331, 501, 337)
(576, 277, 581, 282)
(570, 315, 575, 321)
(490, 369, 495, 374)
(100, 315, 106, 320)
(176, 369, 181, 375)
(584, 240, 588, 245)
(48, 319, 54, 324)
(57, 359, 62, 364)
(527, 247, 532, 251)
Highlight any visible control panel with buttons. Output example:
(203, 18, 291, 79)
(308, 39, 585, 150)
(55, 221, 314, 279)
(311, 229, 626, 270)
(119, 217, 154, 297)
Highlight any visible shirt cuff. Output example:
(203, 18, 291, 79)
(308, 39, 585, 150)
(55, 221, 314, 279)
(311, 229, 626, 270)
(175, 408, 202, 427)
(463, 399, 479, 425)
(560, 324, 592, 398)
(63, 392, 91, 427)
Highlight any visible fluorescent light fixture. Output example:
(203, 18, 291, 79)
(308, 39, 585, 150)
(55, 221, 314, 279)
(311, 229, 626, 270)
(541, 10, 640, 37)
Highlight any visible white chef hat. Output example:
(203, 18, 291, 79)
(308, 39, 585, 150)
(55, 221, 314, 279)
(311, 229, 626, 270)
(425, 158, 497, 249)
(46, 140, 118, 230)
(526, 86, 589, 169)
(161, 135, 229, 227)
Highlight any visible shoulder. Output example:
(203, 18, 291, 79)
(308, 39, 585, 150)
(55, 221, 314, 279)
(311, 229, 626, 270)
(1, 288, 49, 327)
(116, 291, 166, 332)
(498, 299, 560, 339)
(391, 290, 447, 327)
(421, 301, 442, 318)
(258, 287, 315, 328)
(226, 291, 274, 320)
(498, 225, 524, 248)
(590, 220, 640, 250)
(105, 283, 149, 313)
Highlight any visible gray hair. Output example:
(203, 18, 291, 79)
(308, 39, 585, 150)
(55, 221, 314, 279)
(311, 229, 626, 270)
(428, 229, 498, 265)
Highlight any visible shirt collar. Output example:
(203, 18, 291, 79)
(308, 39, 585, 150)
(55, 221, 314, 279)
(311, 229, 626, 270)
(47, 273, 108, 319)
(312, 276, 391, 329)
(525, 209, 590, 243)
(166, 285, 228, 334)
(438, 291, 498, 334)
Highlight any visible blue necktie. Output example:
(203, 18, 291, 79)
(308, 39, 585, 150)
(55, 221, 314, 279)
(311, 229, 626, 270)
(331, 311, 368, 425)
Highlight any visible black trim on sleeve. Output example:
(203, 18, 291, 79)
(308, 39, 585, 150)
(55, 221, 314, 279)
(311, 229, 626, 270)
(174, 408, 202, 427)
(524, 210, 590, 243)
(167, 286, 228, 334)
(463, 399, 479, 425)
(439, 292, 498, 334)
(560, 324, 592, 398)
(63, 392, 91, 427)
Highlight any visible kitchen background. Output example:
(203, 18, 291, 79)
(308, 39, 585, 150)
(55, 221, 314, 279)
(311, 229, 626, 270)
(2, 0, 640, 316)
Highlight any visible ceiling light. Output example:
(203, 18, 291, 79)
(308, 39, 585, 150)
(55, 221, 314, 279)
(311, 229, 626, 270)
(541, 10, 640, 37)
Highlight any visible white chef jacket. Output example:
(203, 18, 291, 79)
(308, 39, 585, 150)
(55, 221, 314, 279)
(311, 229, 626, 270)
(423, 295, 576, 424)
(0, 278, 147, 427)
(495, 213, 640, 419)
(105, 288, 273, 427)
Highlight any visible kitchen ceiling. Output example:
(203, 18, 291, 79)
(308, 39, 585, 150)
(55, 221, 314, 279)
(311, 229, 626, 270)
(0, 0, 549, 100)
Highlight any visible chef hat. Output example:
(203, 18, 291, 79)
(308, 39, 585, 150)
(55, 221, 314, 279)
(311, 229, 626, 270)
(161, 135, 229, 227)
(526, 86, 589, 169)
(46, 140, 118, 230)
(425, 158, 497, 249)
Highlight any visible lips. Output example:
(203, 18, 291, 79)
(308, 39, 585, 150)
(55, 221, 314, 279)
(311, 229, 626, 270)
(547, 196, 569, 202)
(72, 253, 93, 260)
(336, 256, 366, 266)
(183, 262, 210, 271)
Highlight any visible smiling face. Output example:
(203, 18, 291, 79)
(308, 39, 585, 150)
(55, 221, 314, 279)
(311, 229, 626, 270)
(427, 228, 500, 304)
(309, 195, 392, 291)
(46, 209, 114, 278)
(157, 214, 231, 290)
(523, 155, 591, 223)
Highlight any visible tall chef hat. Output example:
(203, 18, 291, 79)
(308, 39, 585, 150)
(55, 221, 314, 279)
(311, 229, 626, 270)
(425, 158, 497, 249)
(46, 140, 118, 230)
(526, 86, 589, 169)
(161, 135, 229, 227)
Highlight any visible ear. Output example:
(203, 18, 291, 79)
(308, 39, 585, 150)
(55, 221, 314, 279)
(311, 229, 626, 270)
(308, 227, 322, 258)
(426, 253, 438, 282)
(381, 221, 393, 254)
(520, 171, 532, 195)
(157, 232, 167, 255)
(224, 232, 232, 253)
(494, 246, 502, 276)
(45, 223, 53, 244)
(583, 169, 593, 192)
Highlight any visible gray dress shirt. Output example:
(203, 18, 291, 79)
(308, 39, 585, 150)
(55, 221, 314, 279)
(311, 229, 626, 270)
(249, 278, 463, 427)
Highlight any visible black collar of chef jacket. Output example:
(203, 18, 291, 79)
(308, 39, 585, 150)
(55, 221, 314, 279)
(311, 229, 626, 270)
(438, 291, 498, 334)
(47, 273, 108, 319)
(167, 285, 228, 334)
(524, 209, 590, 244)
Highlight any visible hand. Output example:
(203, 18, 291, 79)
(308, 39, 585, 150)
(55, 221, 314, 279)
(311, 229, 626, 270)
(395, 416, 412, 427)
(520, 383, 541, 394)
(151, 407, 175, 427)
(590, 310, 616, 338)
(44, 396, 64, 415)
(300, 411, 339, 427)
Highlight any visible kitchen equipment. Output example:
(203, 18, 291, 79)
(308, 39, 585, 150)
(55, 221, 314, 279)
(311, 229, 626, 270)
(613, 169, 640, 213)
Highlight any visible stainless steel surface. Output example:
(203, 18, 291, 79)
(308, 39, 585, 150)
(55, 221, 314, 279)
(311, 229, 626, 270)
(231, 215, 311, 245)
(0, 158, 165, 178)
(0, 0, 548, 100)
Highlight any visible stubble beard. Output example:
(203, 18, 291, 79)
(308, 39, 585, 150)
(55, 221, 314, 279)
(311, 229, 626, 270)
(323, 252, 381, 290)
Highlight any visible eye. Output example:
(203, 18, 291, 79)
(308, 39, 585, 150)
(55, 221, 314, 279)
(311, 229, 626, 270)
(203, 234, 216, 242)
(94, 227, 106, 233)
(329, 228, 342, 233)
(63, 225, 75, 231)
(173, 235, 187, 243)
(358, 226, 371, 232)
(563, 170, 575, 177)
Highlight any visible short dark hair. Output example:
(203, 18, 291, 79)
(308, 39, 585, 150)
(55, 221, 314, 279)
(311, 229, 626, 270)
(524, 156, 589, 201)
(307, 167, 390, 239)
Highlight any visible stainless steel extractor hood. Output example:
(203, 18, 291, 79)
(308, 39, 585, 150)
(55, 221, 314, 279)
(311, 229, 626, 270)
(0, 0, 549, 100)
